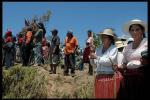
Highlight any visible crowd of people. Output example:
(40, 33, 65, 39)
(2, 18, 148, 99)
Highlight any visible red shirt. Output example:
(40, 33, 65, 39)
(18, 37, 23, 44)
(42, 37, 47, 47)
(83, 46, 91, 62)
(6, 31, 12, 37)
(5, 36, 13, 43)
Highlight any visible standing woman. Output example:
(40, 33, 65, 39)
(118, 19, 147, 99)
(86, 30, 94, 48)
(33, 28, 44, 67)
(17, 33, 24, 63)
(42, 32, 48, 63)
(115, 40, 127, 69)
(3, 30, 14, 68)
(49, 29, 60, 74)
(79, 30, 94, 75)
(90, 28, 120, 99)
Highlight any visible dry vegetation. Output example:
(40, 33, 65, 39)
(2, 63, 96, 99)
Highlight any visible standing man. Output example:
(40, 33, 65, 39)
(64, 30, 78, 77)
(22, 26, 33, 66)
(49, 29, 60, 74)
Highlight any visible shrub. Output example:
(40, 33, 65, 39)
(73, 81, 94, 98)
(2, 65, 48, 99)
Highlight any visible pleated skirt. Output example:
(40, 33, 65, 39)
(94, 71, 123, 99)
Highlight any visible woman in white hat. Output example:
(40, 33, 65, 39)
(118, 19, 147, 99)
(115, 41, 127, 68)
(90, 28, 121, 99)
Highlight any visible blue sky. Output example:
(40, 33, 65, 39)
(3, 2, 147, 48)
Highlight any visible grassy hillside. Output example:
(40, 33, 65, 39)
(2, 63, 95, 99)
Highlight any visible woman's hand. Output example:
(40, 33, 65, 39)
(112, 64, 118, 71)
(115, 64, 126, 74)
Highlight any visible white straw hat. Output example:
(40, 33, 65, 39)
(115, 41, 127, 48)
(99, 28, 116, 37)
(123, 19, 147, 33)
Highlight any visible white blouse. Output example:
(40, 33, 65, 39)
(122, 38, 147, 69)
(94, 44, 118, 74)
(117, 52, 124, 68)
(86, 37, 94, 46)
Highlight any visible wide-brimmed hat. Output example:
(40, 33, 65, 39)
(115, 41, 127, 48)
(98, 28, 116, 39)
(123, 19, 147, 33)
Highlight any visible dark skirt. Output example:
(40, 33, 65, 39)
(95, 71, 123, 99)
(117, 68, 144, 99)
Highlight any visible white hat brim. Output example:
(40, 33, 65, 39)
(116, 44, 127, 48)
(123, 20, 147, 33)
(100, 32, 115, 37)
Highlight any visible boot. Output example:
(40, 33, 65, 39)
(88, 64, 93, 75)
(49, 65, 53, 74)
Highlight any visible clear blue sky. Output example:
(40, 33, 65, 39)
(3, 2, 147, 48)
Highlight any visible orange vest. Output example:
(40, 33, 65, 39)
(64, 36, 78, 54)
(25, 31, 32, 44)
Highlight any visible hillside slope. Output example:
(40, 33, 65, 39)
(2, 63, 96, 99)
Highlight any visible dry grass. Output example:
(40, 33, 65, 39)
(2, 63, 95, 99)
(2, 65, 49, 99)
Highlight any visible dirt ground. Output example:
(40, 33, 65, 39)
(37, 63, 97, 98)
